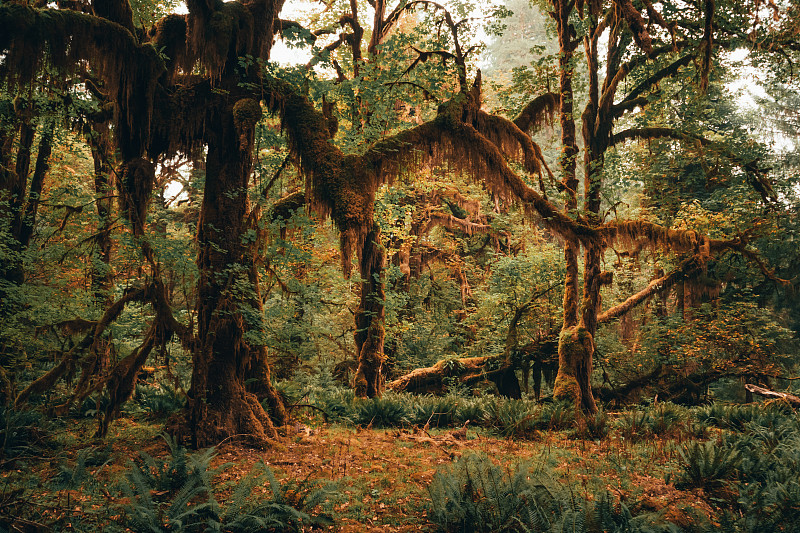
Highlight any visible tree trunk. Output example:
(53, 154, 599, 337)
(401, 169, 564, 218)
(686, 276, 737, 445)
(70, 122, 116, 411)
(187, 99, 280, 448)
(353, 223, 387, 398)
(553, 326, 597, 411)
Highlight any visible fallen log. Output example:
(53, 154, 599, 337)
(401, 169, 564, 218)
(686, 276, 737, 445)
(744, 384, 800, 407)
(386, 338, 557, 398)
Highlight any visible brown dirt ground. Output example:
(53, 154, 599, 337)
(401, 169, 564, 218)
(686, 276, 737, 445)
(18, 419, 716, 532)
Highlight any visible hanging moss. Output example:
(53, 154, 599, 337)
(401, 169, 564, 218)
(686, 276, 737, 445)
(187, 0, 254, 79)
(232, 97, 261, 151)
(149, 14, 188, 77)
(0, 5, 166, 160)
(232, 97, 261, 127)
(615, 0, 654, 56)
(602, 219, 711, 259)
(513, 92, 558, 134)
(117, 157, 156, 236)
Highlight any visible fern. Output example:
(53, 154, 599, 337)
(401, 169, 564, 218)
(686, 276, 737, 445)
(428, 455, 683, 533)
(676, 440, 740, 490)
(50, 447, 111, 490)
(484, 399, 538, 439)
(351, 394, 410, 428)
(412, 394, 458, 427)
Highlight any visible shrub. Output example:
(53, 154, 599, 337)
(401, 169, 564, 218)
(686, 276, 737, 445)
(351, 394, 410, 428)
(535, 400, 575, 431)
(0, 406, 47, 458)
(110, 435, 337, 533)
(616, 409, 653, 442)
(647, 402, 688, 436)
(309, 387, 355, 423)
(676, 440, 740, 490)
(582, 408, 610, 440)
(483, 399, 538, 439)
(412, 395, 458, 428)
(454, 397, 490, 426)
(427, 454, 680, 532)
(134, 384, 186, 418)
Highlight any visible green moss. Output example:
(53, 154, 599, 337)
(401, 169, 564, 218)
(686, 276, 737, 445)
(232, 98, 261, 129)
(354, 374, 368, 398)
(553, 374, 580, 403)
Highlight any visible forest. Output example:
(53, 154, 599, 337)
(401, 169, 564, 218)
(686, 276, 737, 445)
(1, 0, 800, 529)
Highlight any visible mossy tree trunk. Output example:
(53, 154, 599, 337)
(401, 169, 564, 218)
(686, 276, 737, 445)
(188, 97, 281, 448)
(549, 0, 599, 413)
(353, 224, 387, 398)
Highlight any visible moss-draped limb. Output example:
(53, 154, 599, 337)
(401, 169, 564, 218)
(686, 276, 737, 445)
(476, 110, 554, 188)
(597, 258, 702, 323)
(613, 54, 695, 117)
(597, 219, 785, 279)
(14, 285, 150, 408)
(612, 0, 654, 55)
(387, 338, 557, 397)
(513, 92, 559, 134)
(0, 4, 165, 158)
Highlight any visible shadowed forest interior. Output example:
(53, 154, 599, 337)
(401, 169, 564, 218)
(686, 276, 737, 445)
(2, 0, 800, 530)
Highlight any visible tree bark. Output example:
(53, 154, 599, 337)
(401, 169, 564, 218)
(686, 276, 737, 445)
(744, 384, 800, 408)
(353, 224, 387, 398)
(187, 98, 280, 447)
(387, 338, 557, 397)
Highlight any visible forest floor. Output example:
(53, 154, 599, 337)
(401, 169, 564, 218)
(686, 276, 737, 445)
(4, 414, 719, 532)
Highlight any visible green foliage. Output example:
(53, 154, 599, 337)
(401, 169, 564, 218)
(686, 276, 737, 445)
(483, 398, 538, 439)
(617, 403, 689, 442)
(123, 433, 215, 497)
(454, 396, 491, 426)
(351, 394, 411, 428)
(427, 454, 679, 532)
(112, 436, 220, 533)
(412, 394, 458, 428)
(695, 403, 777, 432)
(111, 434, 337, 533)
(535, 400, 576, 431)
(582, 408, 610, 440)
(616, 409, 654, 442)
(133, 384, 186, 418)
(676, 440, 740, 490)
(51, 445, 112, 490)
(0, 406, 46, 459)
(211, 462, 336, 533)
(308, 386, 356, 424)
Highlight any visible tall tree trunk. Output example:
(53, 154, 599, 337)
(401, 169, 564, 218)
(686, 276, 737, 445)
(16, 119, 54, 249)
(188, 98, 280, 447)
(69, 122, 116, 411)
(550, 0, 597, 412)
(89, 123, 115, 304)
(353, 223, 386, 398)
(0, 117, 35, 287)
